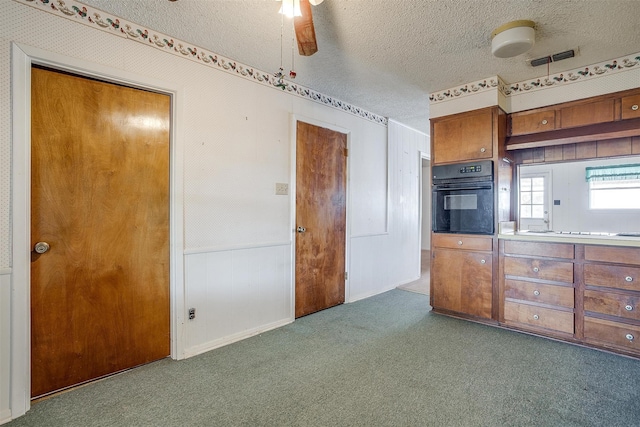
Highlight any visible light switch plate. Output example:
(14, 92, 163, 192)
(275, 183, 288, 195)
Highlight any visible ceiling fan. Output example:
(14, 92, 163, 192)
(168, 0, 322, 56)
(285, 0, 324, 56)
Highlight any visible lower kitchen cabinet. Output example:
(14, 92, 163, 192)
(582, 244, 640, 355)
(498, 238, 640, 359)
(431, 234, 493, 319)
(500, 240, 575, 337)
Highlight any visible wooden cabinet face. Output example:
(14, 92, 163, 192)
(503, 257, 574, 283)
(432, 234, 493, 251)
(503, 240, 574, 259)
(621, 94, 640, 120)
(584, 289, 640, 321)
(584, 264, 640, 292)
(510, 110, 556, 136)
(432, 109, 493, 164)
(432, 248, 492, 319)
(504, 279, 574, 308)
(584, 245, 640, 266)
(584, 317, 640, 352)
(559, 99, 615, 129)
(504, 301, 574, 334)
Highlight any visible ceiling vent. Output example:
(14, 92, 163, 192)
(530, 49, 576, 67)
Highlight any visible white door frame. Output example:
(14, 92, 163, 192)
(418, 151, 431, 271)
(10, 43, 186, 418)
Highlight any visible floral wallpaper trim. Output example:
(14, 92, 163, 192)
(430, 52, 640, 104)
(15, 0, 388, 127)
(428, 76, 507, 103)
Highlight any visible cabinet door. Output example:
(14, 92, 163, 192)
(432, 109, 493, 164)
(432, 248, 493, 319)
(559, 99, 615, 129)
(621, 94, 640, 120)
(509, 109, 556, 136)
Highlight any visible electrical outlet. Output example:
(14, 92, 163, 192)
(188, 308, 196, 320)
(275, 183, 288, 195)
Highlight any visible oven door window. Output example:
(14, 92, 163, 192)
(444, 194, 478, 210)
(432, 184, 494, 235)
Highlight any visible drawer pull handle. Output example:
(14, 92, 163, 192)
(625, 276, 633, 282)
(533, 314, 539, 320)
(480, 259, 486, 264)
(632, 104, 639, 111)
(533, 267, 540, 273)
(541, 119, 548, 125)
(458, 241, 463, 245)
(480, 147, 486, 153)
(625, 305, 633, 311)
(626, 333, 634, 341)
(533, 290, 540, 296)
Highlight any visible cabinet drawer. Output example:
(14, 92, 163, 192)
(584, 245, 640, 266)
(504, 301, 574, 334)
(584, 317, 640, 353)
(584, 264, 640, 291)
(559, 99, 615, 129)
(432, 234, 492, 251)
(504, 279, 574, 308)
(584, 290, 640, 321)
(503, 257, 573, 283)
(621, 94, 640, 120)
(509, 110, 556, 136)
(503, 240, 574, 259)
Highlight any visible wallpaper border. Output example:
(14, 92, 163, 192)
(430, 52, 640, 104)
(15, 0, 388, 126)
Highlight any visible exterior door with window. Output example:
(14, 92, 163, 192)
(519, 171, 551, 231)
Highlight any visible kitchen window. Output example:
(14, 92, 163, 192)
(586, 164, 640, 209)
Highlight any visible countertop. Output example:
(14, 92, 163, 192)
(498, 231, 640, 248)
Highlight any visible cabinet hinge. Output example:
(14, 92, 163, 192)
(344, 148, 349, 157)
(345, 271, 348, 281)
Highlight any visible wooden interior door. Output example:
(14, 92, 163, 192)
(30, 67, 171, 398)
(295, 121, 347, 318)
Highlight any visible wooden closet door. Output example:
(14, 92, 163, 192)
(30, 67, 171, 397)
(295, 121, 347, 318)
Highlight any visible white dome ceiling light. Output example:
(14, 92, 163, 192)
(491, 20, 536, 58)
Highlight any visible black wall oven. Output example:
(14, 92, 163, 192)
(432, 160, 494, 235)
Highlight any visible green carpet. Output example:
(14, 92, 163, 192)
(7, 289, 640, 426)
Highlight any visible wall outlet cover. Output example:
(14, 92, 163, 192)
(275, 183, 289, 195)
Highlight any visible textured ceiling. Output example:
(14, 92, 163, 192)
(80, 0, 640, 134)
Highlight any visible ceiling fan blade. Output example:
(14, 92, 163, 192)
(294, 0, 318, 56)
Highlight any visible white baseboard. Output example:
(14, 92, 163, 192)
(183, 318, 294, 359)
(0, 409, 12, 425)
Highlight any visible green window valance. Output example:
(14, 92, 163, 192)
(585, 164, 640, 182)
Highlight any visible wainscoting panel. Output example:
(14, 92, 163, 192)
(183, 244, 292, 357)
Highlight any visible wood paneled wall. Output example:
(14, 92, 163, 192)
(515, 136, 640, 164)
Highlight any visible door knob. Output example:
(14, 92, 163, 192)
(34, 242, 50, 254)
(297, 226, 306, 233)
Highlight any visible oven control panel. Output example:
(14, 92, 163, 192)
(460, 165, 482, 174)
(432, 160, 493, 182)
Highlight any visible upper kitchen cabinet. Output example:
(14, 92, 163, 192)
(431, 107, 504, 164)
(506, 88, 640, 149)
